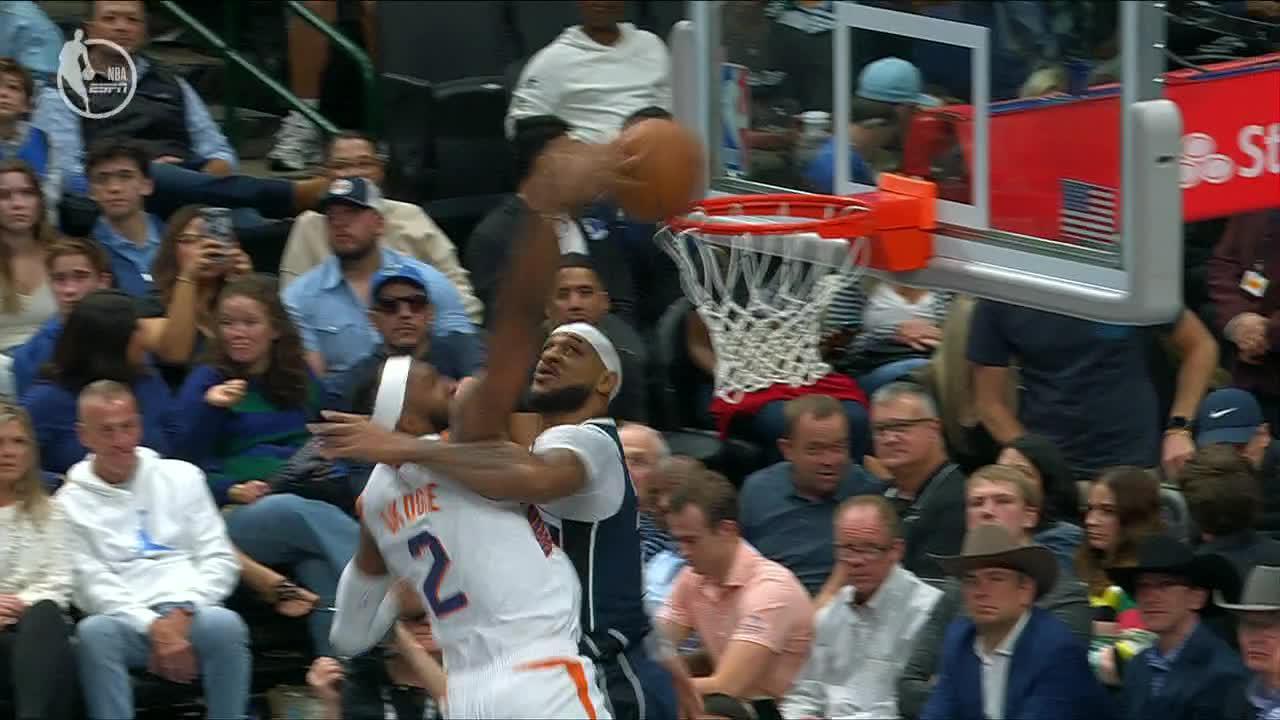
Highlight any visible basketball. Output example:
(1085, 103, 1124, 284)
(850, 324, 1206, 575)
(613, 118, 704, 222)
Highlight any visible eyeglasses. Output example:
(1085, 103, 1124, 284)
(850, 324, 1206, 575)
(373, 295, 429, 314)
(836, 543, 892, 559)
(872, 418, 934, 435)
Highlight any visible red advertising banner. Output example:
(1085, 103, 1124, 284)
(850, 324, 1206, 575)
(908, 54, 1280, 241)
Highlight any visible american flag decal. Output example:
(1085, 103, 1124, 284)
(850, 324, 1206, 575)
(1059, 179, 1118, 247)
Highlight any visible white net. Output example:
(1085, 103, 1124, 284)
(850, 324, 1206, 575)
(657, 210, 871, 404)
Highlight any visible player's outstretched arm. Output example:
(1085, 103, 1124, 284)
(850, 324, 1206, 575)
(310, 414, 586, 503)
(330, 522, 401, 657)
(449, 139, 622, 443)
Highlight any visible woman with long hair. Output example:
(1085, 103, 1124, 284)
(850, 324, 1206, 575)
(1075, 466, 1166, 685)
(171, 274, 359, 657)
(21, 289, 173, 474)
(0, 160, 56, 350)
(0, 402, 75, 720)
(149, 204, 252, 387)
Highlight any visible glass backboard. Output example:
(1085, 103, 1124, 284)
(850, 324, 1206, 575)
(669, 1, 1224, 324)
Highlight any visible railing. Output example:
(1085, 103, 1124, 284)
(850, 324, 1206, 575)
(155, 1, 382, 146)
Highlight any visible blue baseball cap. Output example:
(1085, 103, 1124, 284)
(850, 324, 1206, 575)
(856, 57, 940, 107)
(370, 263, 430, 301)
(321, 176, 384, 212)
(1195, 388, 1265, 446)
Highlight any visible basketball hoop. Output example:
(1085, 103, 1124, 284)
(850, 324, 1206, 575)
(656, 174, 936, 405)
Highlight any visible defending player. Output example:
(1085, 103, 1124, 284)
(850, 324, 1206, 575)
(318, 136, 621, 718)
(316, 316, 698, 720)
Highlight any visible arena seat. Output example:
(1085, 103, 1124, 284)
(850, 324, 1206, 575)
(424, 76, 516, 251)
(381, 72, 438, 207)
(58, 193, 100, 238)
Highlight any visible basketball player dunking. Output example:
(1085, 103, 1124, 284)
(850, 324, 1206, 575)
(315, 137, 625, 718)
(315, 148, 703, 717)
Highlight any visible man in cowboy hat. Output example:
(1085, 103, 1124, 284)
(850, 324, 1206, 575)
(1110, 534, 1247, 720)
(1219, 565, 1280, 720)
(920, 525, 1109, 720)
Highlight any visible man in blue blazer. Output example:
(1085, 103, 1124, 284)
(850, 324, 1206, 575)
(1110, 534, 1247, 720)
(921, 524, 1113, 720)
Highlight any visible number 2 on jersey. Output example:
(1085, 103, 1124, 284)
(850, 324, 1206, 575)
(406, 529, 468, 617)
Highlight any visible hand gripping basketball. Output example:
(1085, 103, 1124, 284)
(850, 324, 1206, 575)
(613, 118, 704, 221)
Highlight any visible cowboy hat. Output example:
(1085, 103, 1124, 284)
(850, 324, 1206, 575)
(1216, 565, 1280, 612)
(1107, 534, 1240, 600)
(932, 524, 1059, 599)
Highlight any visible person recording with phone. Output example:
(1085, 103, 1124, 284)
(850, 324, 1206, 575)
(146, 204, 252, 388)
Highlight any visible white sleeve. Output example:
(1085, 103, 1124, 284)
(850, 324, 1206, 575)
(505, 47, 565, 138)
(330, 558, 400, 658)
(533, 424, 625, 522)
(182, 466, 241, 606)
(62, 499, 161, 632)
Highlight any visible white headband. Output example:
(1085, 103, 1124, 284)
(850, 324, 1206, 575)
(549, 322, 623, 401)
(371, 355, 412, 429)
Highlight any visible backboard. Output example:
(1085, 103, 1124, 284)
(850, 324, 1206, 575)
(668, 1, 1277, 324)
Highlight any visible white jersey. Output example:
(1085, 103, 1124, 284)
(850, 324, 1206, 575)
(361, 462, 583, 671)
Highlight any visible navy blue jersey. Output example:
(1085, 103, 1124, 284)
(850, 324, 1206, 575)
(534, 419, 651, 647)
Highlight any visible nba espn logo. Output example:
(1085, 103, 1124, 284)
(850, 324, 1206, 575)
(1179, 124, 1280, 189)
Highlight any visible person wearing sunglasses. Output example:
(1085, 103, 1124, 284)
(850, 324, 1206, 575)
(326, 263, 482, 415)
(281, 177, 479, 392)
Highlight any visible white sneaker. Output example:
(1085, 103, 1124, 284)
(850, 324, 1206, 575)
(268, 109, 323, 172)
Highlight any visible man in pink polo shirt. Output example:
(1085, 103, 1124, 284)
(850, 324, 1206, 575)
(657, 472, 814, 719)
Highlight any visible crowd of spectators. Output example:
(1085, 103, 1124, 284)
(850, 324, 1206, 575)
(0, 1, 1276, 719)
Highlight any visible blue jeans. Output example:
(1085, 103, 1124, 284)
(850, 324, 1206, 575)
(857, 358, 932, 398)
(146, 161, 295, 220)
(752, 398, 871, 465)
(76, 606, 251, 720)
(224, 493, 360, 655)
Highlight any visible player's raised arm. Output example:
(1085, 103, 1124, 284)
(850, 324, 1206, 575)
(450, 139, 622, 443)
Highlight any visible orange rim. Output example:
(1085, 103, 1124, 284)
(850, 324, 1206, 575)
(667, 193, 875, 239)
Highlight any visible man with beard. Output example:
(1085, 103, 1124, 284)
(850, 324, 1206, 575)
(327, 263, 486, 413)
(282, 177, 476, 387)
(312, 132, 700, 719)
(314, 322, 693, 720)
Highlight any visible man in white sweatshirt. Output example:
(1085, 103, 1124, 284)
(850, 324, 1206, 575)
(57, 380, 249, 720)
(506, 0, 672, 143)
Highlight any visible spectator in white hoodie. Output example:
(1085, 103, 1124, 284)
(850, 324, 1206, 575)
(506, 0, 672, 143)
(0, 401, 75, 720)
(57, 380, 249, 720)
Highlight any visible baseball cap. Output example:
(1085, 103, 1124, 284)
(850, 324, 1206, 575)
(321, 176, 384, 212)
(1195, 388, 1265, 446)
(370, 263, 430, 301)
(856, 57, 940, 107)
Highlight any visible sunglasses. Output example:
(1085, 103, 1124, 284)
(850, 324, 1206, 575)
(373, 295, 429, 314)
